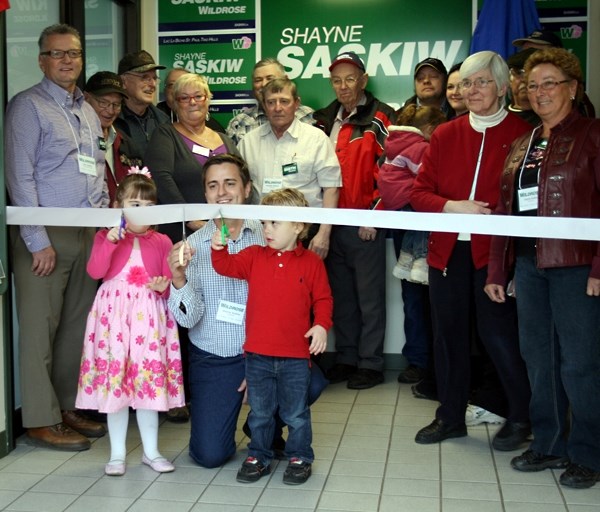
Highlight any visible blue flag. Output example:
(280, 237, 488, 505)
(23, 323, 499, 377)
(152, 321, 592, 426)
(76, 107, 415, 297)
(470, 0, 541, 59)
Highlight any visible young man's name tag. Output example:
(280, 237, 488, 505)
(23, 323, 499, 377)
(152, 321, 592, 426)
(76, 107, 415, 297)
(518, 186, 538, 212)
(216, 300, 246, 325)
(78, 154, 97, 176)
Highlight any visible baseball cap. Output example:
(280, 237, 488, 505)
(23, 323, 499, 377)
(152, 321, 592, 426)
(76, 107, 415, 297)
(506, 48, 538, 70)
(414, 57, 447, 77)
(85, 71, 128, 98)
(118, 50, 166, 75)
(329, 51, 366, 72)
(512, 30, 563, 48)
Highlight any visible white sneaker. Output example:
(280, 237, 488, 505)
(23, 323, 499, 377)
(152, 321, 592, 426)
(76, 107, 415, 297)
(409, 257, 429, 284)
(392, 251, 413, 280)
(465, 404, 505, 426)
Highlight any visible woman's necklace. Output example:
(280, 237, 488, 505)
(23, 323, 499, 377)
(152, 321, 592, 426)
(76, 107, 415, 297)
(181, 123, 211, 145)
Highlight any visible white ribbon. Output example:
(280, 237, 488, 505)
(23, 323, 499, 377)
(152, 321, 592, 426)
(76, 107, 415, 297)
(6, 204, 600, 241)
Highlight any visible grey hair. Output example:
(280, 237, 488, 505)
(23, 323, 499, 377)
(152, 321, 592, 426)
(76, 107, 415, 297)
(253, 57, 285, 77)
(460, 51, 509, 91)
(38, 24, 80, 50)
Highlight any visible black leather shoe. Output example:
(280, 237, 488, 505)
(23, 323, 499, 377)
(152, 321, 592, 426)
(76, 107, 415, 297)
(398, 365, 426, 384)
(326, 364, 357, 384)
(511, 449, 569, 472)
(411, 381, 438, 401)
(492, 421, 531, 451)
(415, 419, 467, 444)
(560, 463, 600, 489)
(347, 369, 384, 390)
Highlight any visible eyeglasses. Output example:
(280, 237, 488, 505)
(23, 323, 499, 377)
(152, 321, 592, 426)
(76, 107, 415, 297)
(91, 95, 122, 112)
(459, 78, 495, 90)
(40, 49, 83, 60)
(176, 94, 207, 104)
(526, 79, 571, 93)
(125, 72, 160, 84)
(330, 76, 361, 88)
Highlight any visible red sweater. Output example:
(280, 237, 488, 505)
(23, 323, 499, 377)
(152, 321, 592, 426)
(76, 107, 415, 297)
(211, 242, 333, 358)
(411, 113, 530, 271)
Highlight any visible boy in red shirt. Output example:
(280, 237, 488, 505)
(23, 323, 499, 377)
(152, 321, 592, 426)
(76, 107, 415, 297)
(211, 188, 333, 485)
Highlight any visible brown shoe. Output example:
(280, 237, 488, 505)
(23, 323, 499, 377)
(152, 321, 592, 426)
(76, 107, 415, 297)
(62, 410, 107, 438)
(166, 405, 190, 424)
(27, 424, 91, 451)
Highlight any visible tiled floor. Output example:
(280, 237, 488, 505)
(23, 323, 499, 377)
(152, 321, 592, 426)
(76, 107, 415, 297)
(1, 373, 599, 512)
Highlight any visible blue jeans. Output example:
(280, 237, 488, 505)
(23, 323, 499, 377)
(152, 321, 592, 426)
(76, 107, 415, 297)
(515, 256, 600, 471)
(392, 229, 432, 369)
(188, 345, 245, 468)
(245, 353, 314, 465)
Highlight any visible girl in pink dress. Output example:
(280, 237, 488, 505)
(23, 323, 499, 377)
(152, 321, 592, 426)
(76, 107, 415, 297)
(76, 169, 184, 476)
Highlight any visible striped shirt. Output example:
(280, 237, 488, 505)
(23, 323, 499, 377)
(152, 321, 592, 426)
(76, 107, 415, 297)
(5, 77, 107, 252)
(168, 219, 265, 357)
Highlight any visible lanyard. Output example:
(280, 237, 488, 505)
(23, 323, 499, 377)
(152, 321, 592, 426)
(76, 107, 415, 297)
(53, 96, 94, 157)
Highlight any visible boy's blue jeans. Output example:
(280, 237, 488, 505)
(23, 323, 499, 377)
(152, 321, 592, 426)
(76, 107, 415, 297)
(245, 353, 314, 465)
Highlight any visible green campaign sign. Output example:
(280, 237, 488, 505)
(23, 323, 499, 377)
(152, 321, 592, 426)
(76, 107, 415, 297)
(260, 0, 472, 110)
(158, 0, 256, 29)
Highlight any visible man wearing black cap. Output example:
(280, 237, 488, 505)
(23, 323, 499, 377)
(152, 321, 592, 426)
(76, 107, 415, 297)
(84, 71, 143, 203)
(399, 57, 453, 118)
(314, 51, 395, 390)
(506, 49, 540, 126)
(115, 50, 169, 155)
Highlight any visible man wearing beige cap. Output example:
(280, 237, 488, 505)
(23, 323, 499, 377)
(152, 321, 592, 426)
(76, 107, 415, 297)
(84, 71, 143, 203)
(115, 50, 169, 155)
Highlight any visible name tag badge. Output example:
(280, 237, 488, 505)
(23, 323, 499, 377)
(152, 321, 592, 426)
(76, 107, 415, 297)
(215, 300, 246, 325)
(78, 154, 97, 176)
(518, 186, 539, 212)
(282, 162, 298, 176)
(262, 177, 284, 193)
(192, 144, 210, 157)
(97, 137, 107, 151)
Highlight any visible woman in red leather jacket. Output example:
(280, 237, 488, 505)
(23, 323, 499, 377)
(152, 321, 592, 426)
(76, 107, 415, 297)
(485, 48, 600, 489)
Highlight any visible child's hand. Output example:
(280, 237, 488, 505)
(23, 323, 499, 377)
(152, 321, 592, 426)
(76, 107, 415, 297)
(305, 325, 327, 355)
(211, 230, 227, 251)
(167, 241, 194, 289)
(147, 276, 171, 293)
(106, 225, 123, 243)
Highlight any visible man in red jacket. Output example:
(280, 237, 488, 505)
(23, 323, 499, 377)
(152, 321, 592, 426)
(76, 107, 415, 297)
(314, 51, 395, 389)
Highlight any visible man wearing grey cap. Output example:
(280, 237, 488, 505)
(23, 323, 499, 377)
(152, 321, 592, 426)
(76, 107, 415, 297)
(115, 50, 169, 155)
(399, 57, 453, 118)
(84, 71, 143, 203)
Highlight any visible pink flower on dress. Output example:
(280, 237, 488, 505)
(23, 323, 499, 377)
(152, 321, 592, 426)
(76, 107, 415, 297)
(98, 340, 106, 350)
(170, 342, 180, 352)
(95, 357, 108, 372)
(113, 388, 122, 398)
(84, 385, 93, 395)
(160, 336, 167, 347)
(80, 359, 91, 375)
(166, 319, 175, 329)
(169, 358, 183, 372)
(115, 290, 120, 297)
(154, 376, 165, 388)
(127, 266, 149, 287)
(88, 332, 95, 343)
(149, 342, 158, 352)
(149, 316, 155, 328)
(100, 314, 109, 326)
(109, 360, 121, 376)
(135, 334, 145, 345)
(117, 332, 123, 342)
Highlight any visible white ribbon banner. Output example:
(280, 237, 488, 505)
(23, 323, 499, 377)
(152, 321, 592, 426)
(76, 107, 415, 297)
(6, 204, 600, 241)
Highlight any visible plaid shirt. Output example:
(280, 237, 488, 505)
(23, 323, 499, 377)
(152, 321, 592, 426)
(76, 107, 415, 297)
(168, 219, 264, 357)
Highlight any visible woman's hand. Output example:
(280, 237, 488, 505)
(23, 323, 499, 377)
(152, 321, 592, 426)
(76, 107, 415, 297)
(484, 283, 506, 303)
(443, 200, 491, 214)
(586, 277, 600, 296)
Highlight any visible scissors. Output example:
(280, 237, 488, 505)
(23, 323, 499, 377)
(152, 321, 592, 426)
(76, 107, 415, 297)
(178, 207, 189, 266)
(220, 210, 230, 245)
(117, 210, 126, 240)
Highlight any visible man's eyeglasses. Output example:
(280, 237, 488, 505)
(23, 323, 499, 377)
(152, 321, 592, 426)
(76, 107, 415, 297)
(40, 49, 83, 60)
(176, 94, 207, 104)
(330, 76, 361, 88)
(125, 72, 160, 84)
(459, 78, 495, 90)
(526, 79, 571, 93)
(91, 95, 122, 112)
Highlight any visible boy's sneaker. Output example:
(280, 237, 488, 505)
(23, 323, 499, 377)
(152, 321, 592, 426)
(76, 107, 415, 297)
(392, 251, 413, 280)
(236, 457, 270, 483)
(409, 257, 429, 284)
(283, 458, 312, 485)
(465, 404, 505, 426)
